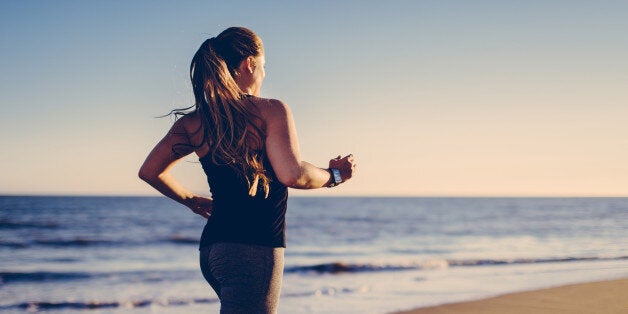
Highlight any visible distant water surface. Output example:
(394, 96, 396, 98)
(1, 196, 627, 313)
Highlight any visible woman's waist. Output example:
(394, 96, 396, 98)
(211, 198, 287, 216)
(211, 183, 287, 204)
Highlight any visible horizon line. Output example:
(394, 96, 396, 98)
(1, 193, 627, 198)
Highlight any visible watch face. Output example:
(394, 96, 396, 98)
(332, 169, 342, 184)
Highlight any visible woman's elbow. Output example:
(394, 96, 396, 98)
(276, 168, 307, 188)
(138, 166, 157, 183)
(138, 169, 150, 182)
(277, 174, 299, 188)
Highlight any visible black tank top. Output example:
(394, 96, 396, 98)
(198, 152, 288, 248)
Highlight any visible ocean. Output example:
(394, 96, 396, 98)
(1, 196, 627, 313)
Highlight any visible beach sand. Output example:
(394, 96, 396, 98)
(393, 278, 628, 314)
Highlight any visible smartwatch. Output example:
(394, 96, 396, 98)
(328, 168, 343, 187)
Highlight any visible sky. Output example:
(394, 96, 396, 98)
(0, 0, 626, 197)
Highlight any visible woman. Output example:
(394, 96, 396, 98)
(138, 26, 355, 313)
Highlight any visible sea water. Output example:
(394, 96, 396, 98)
(1, 196, 627, 313)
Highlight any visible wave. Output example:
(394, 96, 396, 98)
(33, 239, 118, 247)
(4, 255, 624, 285)
(447, 255, 628, 267)
(1, 238, 121, 248)
(285, 255, 628, 274)
(0, 297, 218, 311)
(0, 271, 93, 284)
(0, 286, 374, 312)
(42, 257, 81, 263)
(0, 219, 59, 230)
(0, 241, 29, 248)
(0, 235, 200, 249)
(166, 235, 200, 245)
(0, 269, 199, 285)
(285, 260, 448, 274)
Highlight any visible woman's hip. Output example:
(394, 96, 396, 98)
(199, 242, 285, 312)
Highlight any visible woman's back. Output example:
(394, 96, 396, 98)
(177, 97, 289, 247)
(179, 96, 302, 187)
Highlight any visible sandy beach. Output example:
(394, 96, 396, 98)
(393, 278, 628, 314)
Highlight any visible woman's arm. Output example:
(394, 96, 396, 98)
(138, 116, 213, 218)
(264, 99, 355, 189)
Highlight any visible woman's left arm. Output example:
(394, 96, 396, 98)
(138, 116, 213, 218)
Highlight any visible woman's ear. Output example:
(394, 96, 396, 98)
(233, 58, 248, 77)
(236, 56, 256, 76)
(246, 56, 256, 74)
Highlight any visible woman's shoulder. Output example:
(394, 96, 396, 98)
(250, 97, 292, 120)
(170, 111, 202, 136)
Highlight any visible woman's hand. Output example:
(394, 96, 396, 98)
(329, 154, 356, 184)
(184, 195, 214, 219)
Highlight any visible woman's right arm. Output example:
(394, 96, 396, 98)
(138, 116, 213, 218)
(263, 99, 355, 189)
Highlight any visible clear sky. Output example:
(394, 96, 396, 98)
(1, 0, 626, 196)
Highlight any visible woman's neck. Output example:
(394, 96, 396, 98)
(240, 86, 260, 97)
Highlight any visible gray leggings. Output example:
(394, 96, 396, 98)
(199, 242, 284, 314)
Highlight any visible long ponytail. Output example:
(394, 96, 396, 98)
(176, 27, 270, 198)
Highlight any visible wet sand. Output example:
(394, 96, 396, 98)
(393, 278, 628, 314)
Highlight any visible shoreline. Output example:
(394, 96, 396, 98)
(392, 277, 628, 314)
